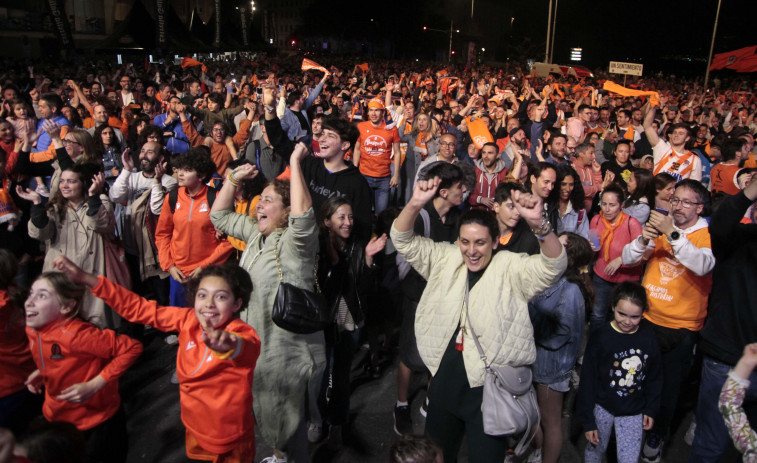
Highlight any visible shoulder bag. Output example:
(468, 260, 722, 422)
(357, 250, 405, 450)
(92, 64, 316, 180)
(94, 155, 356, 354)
(271, 232, 330, 334)
(465, 284, 540, 457)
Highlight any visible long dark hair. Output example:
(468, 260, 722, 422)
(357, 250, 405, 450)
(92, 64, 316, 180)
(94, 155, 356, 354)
(625, 168, 656, 209)
(548, 165, 585, 230)
(561, 232, 595, 313)
(47, 164, 99, 221)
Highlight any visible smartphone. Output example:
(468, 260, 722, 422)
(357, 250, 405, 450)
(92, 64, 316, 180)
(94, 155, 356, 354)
(609, 122, 617, 131)
(654, 207, 669, 216)
(256, 87, 263, 95)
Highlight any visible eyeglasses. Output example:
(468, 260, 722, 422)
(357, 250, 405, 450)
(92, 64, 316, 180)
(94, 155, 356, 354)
(439, 141, 456, 147)
(670, 198, 701, 209)
(62, 139, 81, 146)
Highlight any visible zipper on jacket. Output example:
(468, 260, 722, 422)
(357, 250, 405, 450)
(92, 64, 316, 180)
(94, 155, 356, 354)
(188, 346, 209, 376)
(188, 195, 194, 221)
(36, 332, 45, 371)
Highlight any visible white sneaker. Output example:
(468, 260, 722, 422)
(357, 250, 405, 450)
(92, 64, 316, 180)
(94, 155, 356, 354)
(527, 448, 542, 463)
(260, 456, 287, 463)
(307, 422, 324, 443)
(684, 420, 696, 446)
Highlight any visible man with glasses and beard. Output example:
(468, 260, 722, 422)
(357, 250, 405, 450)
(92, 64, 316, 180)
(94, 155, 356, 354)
(109, 141, 177, 304)
(502, 126, 529, 170)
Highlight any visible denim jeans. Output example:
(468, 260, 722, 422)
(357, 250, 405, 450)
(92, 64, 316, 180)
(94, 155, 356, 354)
(364, 174, 391, 216)
(590, 274, 616, 330)
(689, 356, 757, 461)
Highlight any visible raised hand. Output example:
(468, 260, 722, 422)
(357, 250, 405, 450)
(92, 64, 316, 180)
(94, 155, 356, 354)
(201, 323, 239, 352)
(510, 190, 545, 229)
(51, 255, 99, 287)
(25, 369, 43, 394)
(88, 172, 106, 196)
(232, 163, 258, 181)
(366, 233, 388, 258)
(42, 120, 62, 140)
(15, 185, 43, 205)
(121, 148, 134, 172)
(411, 176, 441, 207)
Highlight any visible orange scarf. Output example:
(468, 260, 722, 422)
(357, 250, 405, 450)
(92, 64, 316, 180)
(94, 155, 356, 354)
(602, 81, 660, 107)
(599, 211, 626, 262)
(414, 134, 429, 161)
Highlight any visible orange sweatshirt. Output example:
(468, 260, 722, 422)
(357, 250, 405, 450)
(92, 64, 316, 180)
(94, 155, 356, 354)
(183, 118, 252, 176)
(90, 276, 261, 454)
(0, 290, 36, 398)
(155, 185, 233, 275)
(25, 317, 142, 430)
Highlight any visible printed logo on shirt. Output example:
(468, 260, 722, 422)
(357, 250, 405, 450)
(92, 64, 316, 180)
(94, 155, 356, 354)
(50, 343, 64, 360)
(186, 340, 196, 351)
(199, 202, 209, 213)
(176, 202, 181, 210)
(657, 257, 685, 285)
(609, 348, 649, 395)
(364, 135, 388, 156)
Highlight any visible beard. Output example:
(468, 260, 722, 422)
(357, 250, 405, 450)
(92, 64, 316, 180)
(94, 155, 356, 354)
(515, 138, 528, 150)
(140, 157, 159, 172)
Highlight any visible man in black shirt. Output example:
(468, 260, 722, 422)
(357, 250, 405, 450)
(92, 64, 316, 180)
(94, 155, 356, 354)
(601, 140, 633, 190)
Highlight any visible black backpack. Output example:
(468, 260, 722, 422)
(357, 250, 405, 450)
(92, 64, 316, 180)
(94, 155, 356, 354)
(167, 187, 218, 213)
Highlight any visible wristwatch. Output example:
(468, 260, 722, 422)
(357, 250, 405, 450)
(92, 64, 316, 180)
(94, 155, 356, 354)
(667, 230, 681, 242)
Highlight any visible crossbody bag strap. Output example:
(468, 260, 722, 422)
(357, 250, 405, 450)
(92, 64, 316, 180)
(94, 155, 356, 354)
(465, 283, 490, 369)
(272, 230, 322, 293)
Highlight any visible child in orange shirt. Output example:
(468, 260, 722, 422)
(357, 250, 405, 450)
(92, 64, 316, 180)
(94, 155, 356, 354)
(52, 255, 261, 463)
(23, 271, 143, 463)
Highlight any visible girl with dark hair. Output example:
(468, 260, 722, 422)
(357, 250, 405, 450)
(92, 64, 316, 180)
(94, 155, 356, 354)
(588, 184, 643, 329)
(528, 232, 594, 463)
(93, 124, 123, 189)
(22, 269, 142, 463)
(155, 147, 232, 307)
(17, 165, 116, 329)
(315, 196, 386, 444)
(577, 281, 662, 463)
(549, 165, 589, 239)
(654, 173, 677, 213)
(623, 168, 656, 226)
(53, 255, 261, 463)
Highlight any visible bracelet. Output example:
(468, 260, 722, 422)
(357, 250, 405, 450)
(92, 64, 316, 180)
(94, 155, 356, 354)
(227, 171, 240, 186)
(264, 105, 274, 113)
(530, 217, 552, 241)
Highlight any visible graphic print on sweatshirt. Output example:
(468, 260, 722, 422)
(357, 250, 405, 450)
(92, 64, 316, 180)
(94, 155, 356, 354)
(608, 348, 650, 397)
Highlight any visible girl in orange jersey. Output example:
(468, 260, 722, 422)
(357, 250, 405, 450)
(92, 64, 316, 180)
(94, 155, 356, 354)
(52, 255, 261, 463)
(23, 271, 143, 463)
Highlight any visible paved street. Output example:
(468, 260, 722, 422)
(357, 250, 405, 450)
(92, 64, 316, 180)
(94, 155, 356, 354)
(120, 328, 715, 463)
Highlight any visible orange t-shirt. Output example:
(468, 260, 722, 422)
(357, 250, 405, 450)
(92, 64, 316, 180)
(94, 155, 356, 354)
(710, 163, 741, 195)
(357, 121, 400, 178)
(642, 227, 713, 331)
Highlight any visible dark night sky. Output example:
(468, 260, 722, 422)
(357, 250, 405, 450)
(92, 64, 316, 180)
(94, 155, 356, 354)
(464, 0, 756, 72)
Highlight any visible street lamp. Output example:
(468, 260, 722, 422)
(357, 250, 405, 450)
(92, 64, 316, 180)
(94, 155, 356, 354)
(423, 21, 458, 63)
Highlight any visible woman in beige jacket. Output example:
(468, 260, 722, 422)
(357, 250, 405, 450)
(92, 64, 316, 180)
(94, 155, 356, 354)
(390, 177, 566, 462)
(18, 165, 116, 329)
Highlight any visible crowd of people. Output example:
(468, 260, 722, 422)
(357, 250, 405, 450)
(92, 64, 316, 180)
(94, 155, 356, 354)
(0, 52, 756, 463)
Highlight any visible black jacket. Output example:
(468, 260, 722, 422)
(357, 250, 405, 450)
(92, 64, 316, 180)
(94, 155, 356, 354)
(318, 238, 377, 327)
(699, 192, 757, 365)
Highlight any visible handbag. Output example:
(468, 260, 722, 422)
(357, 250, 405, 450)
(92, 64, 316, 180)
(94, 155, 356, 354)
(271, 232, 330, 334)
(464, 284, 540, 457)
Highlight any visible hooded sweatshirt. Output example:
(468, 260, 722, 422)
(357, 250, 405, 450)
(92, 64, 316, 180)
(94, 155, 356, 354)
(468, 157, 508, 210)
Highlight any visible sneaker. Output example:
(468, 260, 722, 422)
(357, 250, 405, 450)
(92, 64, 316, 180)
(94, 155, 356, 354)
(504, 450, 517, 462)
(684, 420, 696, 446)
(527, 448, 542, 463)
(641, 432, 664, 463)
(307, 422, 325, 444)
(260, 456, 287, 463)
(393, 404, 412, 436)
(420, 396, 429, 418)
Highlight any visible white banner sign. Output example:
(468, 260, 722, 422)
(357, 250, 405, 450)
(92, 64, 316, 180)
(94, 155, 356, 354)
(609, 61, 643, 76)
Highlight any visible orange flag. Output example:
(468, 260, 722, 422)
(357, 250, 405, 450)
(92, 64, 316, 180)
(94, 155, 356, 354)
(301, 58, 329, 74)
(709, 46, 757, 71)
(466, 116, 494, 150)
(181, 57, 207, 73)
(355, 63, 370, 73)
(602, 81, 660, 107)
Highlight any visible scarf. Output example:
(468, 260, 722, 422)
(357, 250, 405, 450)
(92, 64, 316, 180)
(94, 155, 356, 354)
(301, 58, 329, 74)
(602, 81, 660, 107)
(414, 134, 429, 161)
(599, 211, 626, 262)
(0, 178, 18, 225)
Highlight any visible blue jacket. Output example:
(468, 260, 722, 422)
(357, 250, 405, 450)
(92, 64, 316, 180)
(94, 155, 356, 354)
(280, 80, 325, 140)
(33, 115, 70, 153)
(153, 113, 190, 155)
(528, 277, 585, 385)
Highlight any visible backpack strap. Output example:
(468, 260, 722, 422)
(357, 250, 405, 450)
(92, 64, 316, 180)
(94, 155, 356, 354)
(168, 188, 178, 213)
